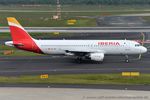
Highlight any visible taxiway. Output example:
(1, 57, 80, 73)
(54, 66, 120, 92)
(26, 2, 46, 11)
(0, 55, 149, 76)
(1, 27, 150, 33)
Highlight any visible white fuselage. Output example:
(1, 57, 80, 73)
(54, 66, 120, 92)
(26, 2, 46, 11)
(34, 40, 147, 55)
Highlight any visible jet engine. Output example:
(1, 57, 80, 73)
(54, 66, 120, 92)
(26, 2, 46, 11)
(89, 53, 104, 61)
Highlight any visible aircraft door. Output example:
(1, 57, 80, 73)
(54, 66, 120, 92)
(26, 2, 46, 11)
(124, 41, 130, 54)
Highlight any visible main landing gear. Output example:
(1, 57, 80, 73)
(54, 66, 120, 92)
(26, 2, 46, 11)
(76, 57, 82, 63)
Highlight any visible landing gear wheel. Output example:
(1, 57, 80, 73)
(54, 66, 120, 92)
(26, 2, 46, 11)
(125, 59, 129, 63)
(76, 57, 82, 63)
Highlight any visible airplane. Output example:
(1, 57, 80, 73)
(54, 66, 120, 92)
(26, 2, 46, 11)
(5, 17, 147, 63)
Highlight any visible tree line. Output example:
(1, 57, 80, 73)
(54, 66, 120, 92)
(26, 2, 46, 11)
(0, 0, 150, 5)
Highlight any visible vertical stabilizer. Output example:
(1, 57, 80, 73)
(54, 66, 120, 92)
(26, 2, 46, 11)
(7, 17, 43, 54)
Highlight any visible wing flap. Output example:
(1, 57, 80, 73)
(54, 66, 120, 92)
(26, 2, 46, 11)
(65, 48, 105, 56)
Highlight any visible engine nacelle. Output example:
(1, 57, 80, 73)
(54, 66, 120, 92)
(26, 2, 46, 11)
(90, 53, 104, 61)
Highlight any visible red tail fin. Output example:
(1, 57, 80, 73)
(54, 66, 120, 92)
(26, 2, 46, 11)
(7, 17, 43, 54)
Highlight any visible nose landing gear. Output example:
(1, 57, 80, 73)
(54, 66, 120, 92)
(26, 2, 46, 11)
(125, 55, 129, 63)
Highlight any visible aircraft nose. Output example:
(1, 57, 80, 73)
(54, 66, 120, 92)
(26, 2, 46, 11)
(141, 47, 147, 53)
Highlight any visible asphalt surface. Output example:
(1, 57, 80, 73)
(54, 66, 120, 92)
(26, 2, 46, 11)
(0, 54, 149, 76)
(1, 84, 150, 91)
(2, 27, 150, 33)
(97, 16, 149, 27)
(0, 31, 150, 76)
(1, 31, 149, 76)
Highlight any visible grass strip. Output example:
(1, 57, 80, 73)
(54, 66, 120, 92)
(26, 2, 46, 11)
(0, 74, 150, 85)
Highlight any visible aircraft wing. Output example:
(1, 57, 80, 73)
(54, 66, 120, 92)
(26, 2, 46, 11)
(67, 49, 104, 53)
(64, 48, 105, 56)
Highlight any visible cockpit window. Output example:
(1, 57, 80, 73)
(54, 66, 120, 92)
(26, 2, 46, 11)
(135, 44, 140, 47)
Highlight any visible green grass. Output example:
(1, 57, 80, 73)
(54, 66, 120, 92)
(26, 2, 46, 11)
(73, 18, 96, 27)
(0, 12, 97, 27)
(0, 43, 42, 56)
(0, 10, 150, 27)
(0, 50, 42, 56)
(6, 51, 41, 56)
(0, 74, 150, 85)
(0, 45, 15, 50)
(0, 5, 150, 27)
(0, 32, 11, 39)
(142, 16, 150, 22)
